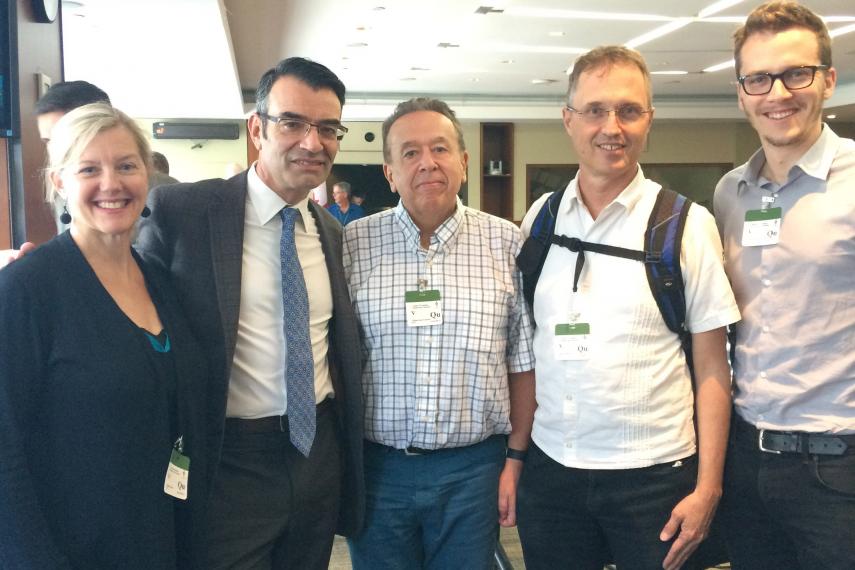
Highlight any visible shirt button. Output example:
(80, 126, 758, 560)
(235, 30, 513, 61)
(762, 279, 771, 287)
(762, 325, 771, 333)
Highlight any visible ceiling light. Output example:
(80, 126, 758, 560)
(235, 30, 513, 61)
(531, 78, 558, 85)
(625, 18, 693, 49)
(373, 6, 385, 10)
(830, 23, 855, 37)
(399, 77, 416, 81)
(826, 114, 837, 119)
(651, 70, 689, 75)
(500, 59, 515, 64)
(548, 31, 565, 37)
(504, 8, 672, 22)
(347, 42, 368, 48)
(410, 67, 430, 71)
(697, 0, 744, 19)
(438, 42, 460, 48)
(703, 59, 735, 73)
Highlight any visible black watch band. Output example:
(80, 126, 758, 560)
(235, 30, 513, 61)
(506, 447, 527, 461)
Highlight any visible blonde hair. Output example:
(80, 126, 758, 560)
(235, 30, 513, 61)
(46, 103, 151, 203)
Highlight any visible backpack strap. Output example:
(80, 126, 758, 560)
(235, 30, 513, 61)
(517, 189, 567, 310)
(644, 189, 693, 374)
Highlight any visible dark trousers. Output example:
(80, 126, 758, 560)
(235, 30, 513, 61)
(721, 417, 855, 570)
(517, 443, 701, 570)
(206, 402, 342, 570)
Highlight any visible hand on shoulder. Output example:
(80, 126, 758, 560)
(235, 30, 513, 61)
(0, 242, 36, 269)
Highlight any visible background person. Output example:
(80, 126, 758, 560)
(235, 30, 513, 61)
(328, 180, 366, 225)
(150, 150, 180, 188)
(0, 103, 212, 568)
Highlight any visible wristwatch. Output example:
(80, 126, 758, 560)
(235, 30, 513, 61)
(506, 447, 527, 462)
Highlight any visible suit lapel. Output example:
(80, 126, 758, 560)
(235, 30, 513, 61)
(208, 173, 248, 362)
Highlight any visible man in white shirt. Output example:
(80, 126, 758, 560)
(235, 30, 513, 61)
(137, 57, 365, 570)
(516, 46, 739, 570)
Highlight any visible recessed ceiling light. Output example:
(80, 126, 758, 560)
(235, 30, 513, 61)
(500, 59, 515, 64)
(826, 114, 837, 119)
(373, 6, 385, 10)
(651, 70, 689, 75)
(438, 42, 460, 48)
(531, 78, 558, 85)
(548, 31, 565, 37)
(410, 67, 430, 71)
(471, 78, 481, 82)
(347, 42, 369, 48)
(703, 59, 735, 73)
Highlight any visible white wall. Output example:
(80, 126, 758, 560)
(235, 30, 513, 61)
(135, 118, 249, 183)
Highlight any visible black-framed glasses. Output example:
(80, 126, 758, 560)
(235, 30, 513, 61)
(566, 104, 653, 125)
(737, 65, 828, 96)
(259, 113, 348, 141)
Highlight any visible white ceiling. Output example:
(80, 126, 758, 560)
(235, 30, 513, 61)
(60, 0, 855, 122)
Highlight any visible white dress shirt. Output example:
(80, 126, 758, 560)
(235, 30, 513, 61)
(226, 164, 334, 418)
(521, 168, 740, 469)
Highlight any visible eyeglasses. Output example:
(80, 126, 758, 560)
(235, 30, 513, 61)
(259, 113, 348, 141)
(566, 104, 653, 125)
(737, 65, 828, 96)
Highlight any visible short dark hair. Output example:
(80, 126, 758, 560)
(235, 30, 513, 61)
(381, 97, 466, 162)
(35, 81, 111, 116)
(333, 180, 352, 197)
(567, 46, 652, 107)
(255, 57, 346, 133)
(733, 1, 831, 76)
(151, 151, 170, 175)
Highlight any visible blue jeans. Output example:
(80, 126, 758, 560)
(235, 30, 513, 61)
(517, 443, 700, 570)
(347, 435, 505, 570)
(721, 417, 855, 570)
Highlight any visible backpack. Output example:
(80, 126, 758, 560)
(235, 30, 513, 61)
(516, 186, 694, 370)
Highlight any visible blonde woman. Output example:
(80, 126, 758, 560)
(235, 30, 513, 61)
(0, 103, 212, 568)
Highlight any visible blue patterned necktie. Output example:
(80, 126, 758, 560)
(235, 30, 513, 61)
(279, 207, 315, 456)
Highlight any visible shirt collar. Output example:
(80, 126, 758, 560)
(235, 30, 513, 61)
(394, 196, 464, 252)
(247, 161, 311, 225)
(563, 165, 649, 215)
(737, 124, 840, 195)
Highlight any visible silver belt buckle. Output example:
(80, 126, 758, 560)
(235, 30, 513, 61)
(758, 429, 782, 454)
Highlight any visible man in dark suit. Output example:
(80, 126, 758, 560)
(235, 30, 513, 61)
(137, 57, 364, 570)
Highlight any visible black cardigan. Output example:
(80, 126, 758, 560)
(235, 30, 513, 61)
(0, 232, 213, 569)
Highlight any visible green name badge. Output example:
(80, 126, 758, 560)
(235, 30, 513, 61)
(405, 289, 442, 327)
(742, 207, 781, 247)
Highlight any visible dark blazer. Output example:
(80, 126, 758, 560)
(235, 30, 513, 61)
(136, 172, 365, 536)
(0, 232, 212, 569)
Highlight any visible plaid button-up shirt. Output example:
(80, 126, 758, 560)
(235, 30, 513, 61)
(343, 199, 534, 450)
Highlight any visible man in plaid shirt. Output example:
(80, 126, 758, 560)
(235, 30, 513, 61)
(343, 97, 535, 570)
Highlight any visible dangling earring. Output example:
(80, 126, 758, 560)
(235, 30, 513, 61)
(141, 205, 151, 218)
(59, 205, 71, 224)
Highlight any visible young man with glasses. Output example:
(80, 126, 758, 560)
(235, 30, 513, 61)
(137, 57, 365, 570)
(714, 3, 855, 568)
(516, 45, 739, 570)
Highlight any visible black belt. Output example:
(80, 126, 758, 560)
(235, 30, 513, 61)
(225, 398, 334, 434)
(735, 416, 854, 456)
